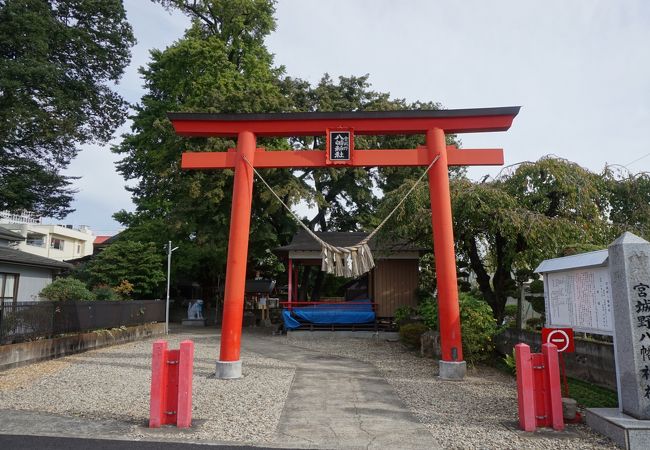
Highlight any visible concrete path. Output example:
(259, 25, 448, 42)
(244, 335, 437, 449)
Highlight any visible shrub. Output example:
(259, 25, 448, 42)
(114, 280, 134, 300)
(418, 299, 437, 330)
(39, 277, 95, 301)
(525, 317, 544, 331)
(92, 285, 118, 301)
(417, 292, 499, 364)
(503, 304, 518, 327)
(394, 305, 417, 326)
(399, 322, 428, 349)
(526, 279, 546, 315)
(459, 293, 500, 363)
(503, 349, 516, 375)
(504, 304, 518, 318)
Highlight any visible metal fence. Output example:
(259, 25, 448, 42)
(0, 300, 165, 344)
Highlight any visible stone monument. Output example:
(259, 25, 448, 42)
(587, 232, 650, 449)
(182, 299, 207, 327)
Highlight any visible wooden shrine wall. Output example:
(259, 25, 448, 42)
(372, 259, 419, 317)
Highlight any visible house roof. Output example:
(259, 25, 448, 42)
(274, 231, 424, 256)
(0, 247, 73, 270)
(0, 226, 25, 241)
(94, 235, 112, 244)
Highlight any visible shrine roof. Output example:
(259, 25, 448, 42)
(168, 107, 521, 136)
(168, 107, 520, 122)
(274, 231, 424, 257)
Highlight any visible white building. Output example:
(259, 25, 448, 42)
(0, 211, 95, 262)
(0, 226, 72, 303)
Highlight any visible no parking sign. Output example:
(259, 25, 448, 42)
(542, 327, 575, 353)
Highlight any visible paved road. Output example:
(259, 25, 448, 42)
(0, 434, 284, 449)
(244, 335, 437, 449)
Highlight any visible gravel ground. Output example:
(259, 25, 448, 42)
(0, 330, 619, 449)
(0, 331, 295, 444)
(282, 333, 618, 450)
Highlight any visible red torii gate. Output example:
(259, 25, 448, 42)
(169, 107, 520, 380)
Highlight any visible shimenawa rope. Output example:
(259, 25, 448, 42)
(242, 154, 440, 278)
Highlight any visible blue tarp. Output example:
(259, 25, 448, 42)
(282, 300, 375, 330)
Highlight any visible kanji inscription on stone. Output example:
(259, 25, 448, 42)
(609, 232, 650, 420)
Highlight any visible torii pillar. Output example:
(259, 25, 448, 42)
(169, 107, 520, 380)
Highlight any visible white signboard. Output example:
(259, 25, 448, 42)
(544, 266, 614, 335)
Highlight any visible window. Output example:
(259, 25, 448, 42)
(77, 244, 81, 254)
(1, 273, 19, 304)
(26, 233, 45, 247)
(50, 238, 64, 251)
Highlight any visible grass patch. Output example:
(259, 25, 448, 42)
(489, 352, 618, 408)
(566, 377, 618, 408)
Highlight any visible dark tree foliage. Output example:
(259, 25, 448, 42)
(114, 0, 460, 301)
(114, 0, 299, 293)
(603, 167, 650, 240)
(0, 0, 135, 217)
(379, 157, 621, 322)
(85, 240, 166, 298)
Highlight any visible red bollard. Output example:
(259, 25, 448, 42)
(515, 342, 564, 432)
(543, 343, 564, 431)
(177, 340, 194, 428)
(149, 340, 194, 428)
(149, 340, 168, 428)
(515, 343, 536, 431)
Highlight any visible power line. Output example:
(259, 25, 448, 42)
(624, 152, 650, 168)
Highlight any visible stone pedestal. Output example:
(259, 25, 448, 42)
(420, 330, 442, 359)
(439, 360, 466, 380)
(563, 397, 577, 420)
(587, 408, 650, 450)
(181, 318, 207, 327)
(216, 360, 242, 379)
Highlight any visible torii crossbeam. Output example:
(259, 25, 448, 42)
(169, 107, 520, 380)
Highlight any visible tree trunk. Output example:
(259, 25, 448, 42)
(467, 236, 498, 313)
(516, 285, 524, 330)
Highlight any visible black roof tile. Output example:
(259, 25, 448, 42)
(0, 246, 73, 270)
(274, 231, 424, 255)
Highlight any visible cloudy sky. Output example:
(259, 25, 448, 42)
(60, 0, 650, 235)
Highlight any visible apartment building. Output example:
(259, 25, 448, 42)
(0, 212, 95, 262)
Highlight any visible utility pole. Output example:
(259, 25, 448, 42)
(166, 241, 179, 334)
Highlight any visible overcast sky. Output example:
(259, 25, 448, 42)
(59, 0, 650, 235)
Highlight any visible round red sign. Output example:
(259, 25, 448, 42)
(546, 329, 570, 352)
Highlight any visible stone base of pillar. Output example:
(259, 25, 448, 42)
(439, 360, 466, 380)
(216, 360, 242, 379)
(587, 408, 650, 449)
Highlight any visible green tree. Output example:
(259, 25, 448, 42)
(282, 73, 459, 300)
(380, 157, 615, 322)
(0, 0, 135, 217)
(39, 277, 95, 301)
(458, 158, 613, 321)
(113, 0, 300, 295)
(603, 167, 650, 240)
(85, 241, 166, 298)
(114, 1, 460, 302)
